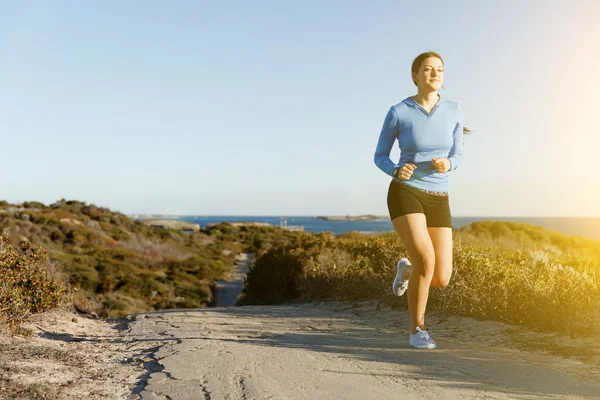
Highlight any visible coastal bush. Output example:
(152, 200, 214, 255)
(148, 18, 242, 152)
(0, 200, 300, 318)
(240, 225, 600, 336)
(432, 246, 600, 336)
(459, 221, 600, 265)
(240, 244, 304, 304)
(0, 232, 67, 333)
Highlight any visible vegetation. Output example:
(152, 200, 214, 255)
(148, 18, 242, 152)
(0, 232, 66, 334)
(240, 222, 600, 337)
(0, 199, 294, 321)
(2, 198, 598, 339)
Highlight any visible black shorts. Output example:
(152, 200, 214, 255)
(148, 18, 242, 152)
(387, 180, 452, 228)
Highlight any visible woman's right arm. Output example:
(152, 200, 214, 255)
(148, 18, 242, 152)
(374, 106, 402, 178)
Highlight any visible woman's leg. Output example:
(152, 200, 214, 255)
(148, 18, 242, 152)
(427, 227, 453, 287)
(391, 213, 436, 334)
(397, 228, 453, 285)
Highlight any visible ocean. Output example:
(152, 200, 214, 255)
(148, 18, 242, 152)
(174, 216, 600, 243)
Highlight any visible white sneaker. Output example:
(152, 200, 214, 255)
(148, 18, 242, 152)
(392, 258, 410, 296)
(410, 327, 437, 349)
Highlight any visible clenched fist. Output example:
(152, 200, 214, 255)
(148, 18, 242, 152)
(395, 163, 417, 180)
(432, 158, 450, 173)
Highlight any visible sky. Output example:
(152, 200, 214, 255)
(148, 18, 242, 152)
(1, 1, 599, 217)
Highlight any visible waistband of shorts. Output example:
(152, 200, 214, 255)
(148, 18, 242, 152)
(394, 180, 449, 197)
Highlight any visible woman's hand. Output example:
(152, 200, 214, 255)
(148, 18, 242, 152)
(432, 158, 450, 173)
(396, 164, 417, 180)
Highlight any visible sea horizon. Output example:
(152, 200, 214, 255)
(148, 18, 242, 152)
(132, 214, 600, 218)
(132, 215, 600, 243)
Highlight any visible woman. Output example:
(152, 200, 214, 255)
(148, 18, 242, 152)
(373, 51, 467, 349)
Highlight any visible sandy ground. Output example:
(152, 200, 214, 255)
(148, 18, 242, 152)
(1, 302, 599, 399)
(0, 306, 162, 400)
(127, 302, 600, 400)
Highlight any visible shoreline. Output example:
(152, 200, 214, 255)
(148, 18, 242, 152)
(313, 215, 388, 221)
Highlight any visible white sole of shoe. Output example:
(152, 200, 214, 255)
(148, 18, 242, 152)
(410, 341, 437, 349)
(392, 258, 410, 296)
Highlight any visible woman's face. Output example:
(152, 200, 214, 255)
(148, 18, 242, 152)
(413, 56, 444, 91)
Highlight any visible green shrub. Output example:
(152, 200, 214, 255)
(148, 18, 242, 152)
(239, 244, 304, 304)
(0, 199, 357, 318)
(0, 232, 67, 333)
(240, 226, 600, 336)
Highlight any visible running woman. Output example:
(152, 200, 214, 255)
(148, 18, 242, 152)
(373, 51, 468, 349)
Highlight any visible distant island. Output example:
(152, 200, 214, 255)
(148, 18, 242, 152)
(313, 215, 388, 221)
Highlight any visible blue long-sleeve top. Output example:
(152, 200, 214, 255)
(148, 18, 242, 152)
(374, 95, 464, 193)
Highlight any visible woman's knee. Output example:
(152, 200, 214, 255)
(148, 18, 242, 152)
(414, 252, 436, 277)
(430, 274, 451, 287)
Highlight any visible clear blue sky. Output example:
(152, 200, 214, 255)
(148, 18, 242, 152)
(2, 1, 599, 217)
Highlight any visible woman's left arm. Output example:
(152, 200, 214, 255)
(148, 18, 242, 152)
(447, 104, 465, 171)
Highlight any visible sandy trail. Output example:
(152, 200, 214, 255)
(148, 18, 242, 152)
(213, 253, 250, 307)
(124, 301, 600, 400)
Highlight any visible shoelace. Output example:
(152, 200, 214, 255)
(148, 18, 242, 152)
(416, 328, 431, 341)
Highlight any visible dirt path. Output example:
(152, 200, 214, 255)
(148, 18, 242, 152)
(213, 253, 250, 307)
(123, 301, 600, 399)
